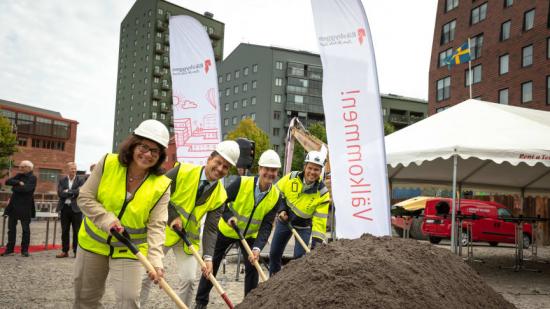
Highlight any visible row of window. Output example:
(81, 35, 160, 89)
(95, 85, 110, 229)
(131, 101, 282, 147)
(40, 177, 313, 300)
(224, 97, 257, 111)
(223, 113, 256, 126)
(437, 76, 550, 105)
(219, 64, 259, 83)
(220, 80, 257, 97)
(441, 6, 536, 45)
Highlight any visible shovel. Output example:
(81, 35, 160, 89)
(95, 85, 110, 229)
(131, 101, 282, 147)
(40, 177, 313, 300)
(110, 228, 188, 309)
(172, 227, 234, 309)
(286, 221, 311, 254)
(231, 223, 268, 282)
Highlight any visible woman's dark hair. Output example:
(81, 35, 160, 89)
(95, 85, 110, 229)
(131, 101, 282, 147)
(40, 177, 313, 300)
(117, 134, 166, 175)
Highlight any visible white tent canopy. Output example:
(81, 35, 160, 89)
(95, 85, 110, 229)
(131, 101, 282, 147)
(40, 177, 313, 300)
(385, 99, 550, 195)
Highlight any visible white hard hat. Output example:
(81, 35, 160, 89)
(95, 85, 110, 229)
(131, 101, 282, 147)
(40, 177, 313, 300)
(215, 140, 240, 166)
(134, 119, 170, 148)
(258, 150, 281, 168)
(304, 150, 325, 167)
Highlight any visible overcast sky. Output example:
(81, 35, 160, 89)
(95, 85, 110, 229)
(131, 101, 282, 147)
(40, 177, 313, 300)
(0, 0, 436, 171)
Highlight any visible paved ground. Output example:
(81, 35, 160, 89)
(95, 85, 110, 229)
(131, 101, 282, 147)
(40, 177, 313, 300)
(1, 220, 549, 308)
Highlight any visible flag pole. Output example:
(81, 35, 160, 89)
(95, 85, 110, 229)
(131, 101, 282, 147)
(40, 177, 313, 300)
(468, 37, 472, 99)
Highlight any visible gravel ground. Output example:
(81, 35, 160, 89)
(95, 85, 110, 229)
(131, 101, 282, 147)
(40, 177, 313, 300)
(1, 221, 549, 308)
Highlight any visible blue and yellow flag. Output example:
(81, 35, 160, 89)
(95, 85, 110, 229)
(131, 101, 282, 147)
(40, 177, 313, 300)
(444, 41, 471, 69)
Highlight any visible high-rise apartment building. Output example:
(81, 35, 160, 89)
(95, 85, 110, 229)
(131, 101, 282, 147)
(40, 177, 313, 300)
(429, 0, 550, 114)
(218, 43, 427, 156)
(112, 0, 224, 150)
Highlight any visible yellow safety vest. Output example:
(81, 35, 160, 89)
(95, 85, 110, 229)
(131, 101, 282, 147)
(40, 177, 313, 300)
(276, 171, 331, 241)
(78, 154, 171, 259)
(218, 176, 280, 239)
(165, 162, 227, 254)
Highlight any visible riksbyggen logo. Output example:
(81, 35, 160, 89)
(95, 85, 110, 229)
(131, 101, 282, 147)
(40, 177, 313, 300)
(204, 59, 212, 74)
(172, 59, 210, 76)
(318, 27, 366, 47)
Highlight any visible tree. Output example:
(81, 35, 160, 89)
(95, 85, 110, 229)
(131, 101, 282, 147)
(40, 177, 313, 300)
(384, 121, 396, 135)
(226, 118, 271, 174)
(0, 115, 17, 179)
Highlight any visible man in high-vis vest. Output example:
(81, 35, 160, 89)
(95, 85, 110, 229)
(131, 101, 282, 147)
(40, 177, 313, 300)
(194, 150, 284, 309)
(140, 141, 240, 307)
(269, 150, 331, 275)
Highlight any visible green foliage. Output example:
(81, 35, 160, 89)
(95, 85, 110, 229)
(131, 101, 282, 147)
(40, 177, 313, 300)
(291, 122, 327, 171)
(0, 116, 17, 178)
(384, 121, 396, 135)
(226, 118, 271, 174)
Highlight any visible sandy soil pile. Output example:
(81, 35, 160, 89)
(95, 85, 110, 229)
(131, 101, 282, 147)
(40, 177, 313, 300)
(238, 235, 515, 309)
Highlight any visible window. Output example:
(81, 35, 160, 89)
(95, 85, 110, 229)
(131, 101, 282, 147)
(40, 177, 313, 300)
(225, 88, 230, 96)
(251, 97, 256, 105)
(241, 114, 246, 120)
(499, 88, 509, 105)
(499, 54, 509, 75)
(548, 38, 550, 59)
(273, 144, 279, 152)
(436, 76, 451, 101)
(232, 117, 237, 125)
(439, 48, 453, 67)
(470, 34, 483, 60)
(18, 137, 27, 147)
(226, 73, 231, 81)
(522, 45, 533, 67)
(465, 65, 482, 86)
(234, 85, 239, 94)
(235, 70, 240, 79)
(294, 95, 304, 104)
(242, 99, 248, 107)
(244, 67, 249, 76)
(445, 0, 458, 12)
(524, 9, 535, 31)
(160, 113, 166, 120)
(436, 106, 449, 113)
(521, 81, 533, 103)
(39, 168, 61, 182)
(274, 111, 281, 120)
(250, 113, 256, 120)
(252, 80, 257, 89)
(274, 94, 282, 103)
(243, 83, 248, 92)
(224, 118, 229, 126)
(441, 20, 456, 44)
(275, 61, 283, 70)
(252, 64, 258, 73)
(273, 128, 280, 136)
(218, 76, 222, 84)
(233, 101, 238, 109)
(275, 78, 283, 86)
(224, 103, 229, 111)
(547, 76, 550, 104)
(500, 20, 511, 41)
(504, 0, 513, 8)
(471, 3, 487, 25)
(152, 112, 157, 119)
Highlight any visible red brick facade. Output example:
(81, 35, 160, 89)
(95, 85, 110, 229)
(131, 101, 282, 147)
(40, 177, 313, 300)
(0, 101, 78, 196)
(429, 0, 550, 115)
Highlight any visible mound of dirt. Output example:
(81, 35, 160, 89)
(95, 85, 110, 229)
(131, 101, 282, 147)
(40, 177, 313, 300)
(238, 235, 515, 309)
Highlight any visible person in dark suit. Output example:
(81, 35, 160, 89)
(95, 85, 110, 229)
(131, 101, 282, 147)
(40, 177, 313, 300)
(56, 162, 85, 258)
(1, 160, 37, 257)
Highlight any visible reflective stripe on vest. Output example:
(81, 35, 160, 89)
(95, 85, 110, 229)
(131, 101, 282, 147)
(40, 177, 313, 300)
(218, 176, 279, 239)
(78, 154, 171, 259)
(165, 163, 227, 254)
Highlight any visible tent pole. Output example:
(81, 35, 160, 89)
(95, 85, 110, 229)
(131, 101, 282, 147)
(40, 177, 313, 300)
(450, 154, 458, 254)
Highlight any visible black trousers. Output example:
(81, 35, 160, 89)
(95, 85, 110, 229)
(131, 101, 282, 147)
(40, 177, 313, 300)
(195, 233, 258, 306)
(6, 216, 31, 253)
(60, 206, 83, 253)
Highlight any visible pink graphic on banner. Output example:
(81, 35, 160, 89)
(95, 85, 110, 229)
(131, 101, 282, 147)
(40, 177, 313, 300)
(173, 95, 198, 110)
(206, 88, 217, 110)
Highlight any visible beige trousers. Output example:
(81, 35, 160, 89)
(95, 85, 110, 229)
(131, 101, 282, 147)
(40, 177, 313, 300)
(140, 240, 198, 308)
(73, 246, 145, 309)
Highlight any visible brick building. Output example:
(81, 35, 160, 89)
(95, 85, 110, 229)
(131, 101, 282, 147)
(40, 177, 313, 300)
(0, 99, 78, 199)
(429, 0, 550, 114)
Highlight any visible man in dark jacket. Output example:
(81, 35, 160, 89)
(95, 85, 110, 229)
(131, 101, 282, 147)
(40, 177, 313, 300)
(56, 162, 85, 258)
(1, 160, 37, 257)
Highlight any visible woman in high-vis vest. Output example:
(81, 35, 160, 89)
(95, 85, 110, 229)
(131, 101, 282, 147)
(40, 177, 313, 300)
(74, 120, 171, 309)
(194, 150, 284, 309)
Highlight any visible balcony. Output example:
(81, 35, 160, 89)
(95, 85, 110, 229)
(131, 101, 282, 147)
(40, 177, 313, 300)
(163, 58, 170, 68)
(388, 114, 409, 124)
(164, 35, 170, 45)
(155, 43, 164, 54)
(152, 90, 160, 100)
(209, 32, 222, 40)
(286, 67, 305, 77)
(161, 80, 170, 90)
(156, 20, 166, 32)
(153, 66, 161, 77)
(285, 103, 324, 115)
(160, 104, 170, 112)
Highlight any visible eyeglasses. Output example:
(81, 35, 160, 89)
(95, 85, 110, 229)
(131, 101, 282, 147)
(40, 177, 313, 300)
(136, 143, 161, 157)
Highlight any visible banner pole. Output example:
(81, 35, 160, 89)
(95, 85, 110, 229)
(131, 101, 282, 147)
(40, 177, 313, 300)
(468, 37, 472, 99)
